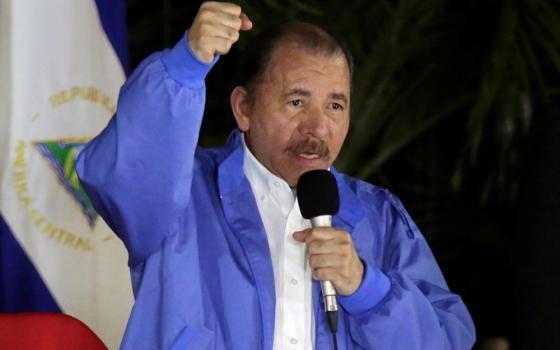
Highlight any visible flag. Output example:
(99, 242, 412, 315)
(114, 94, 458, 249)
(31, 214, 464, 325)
(0, 1, 133, 348)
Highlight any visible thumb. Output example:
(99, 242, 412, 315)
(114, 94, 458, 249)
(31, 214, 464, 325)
(292, 229, 309, 242)
(240, 12, 253, 31)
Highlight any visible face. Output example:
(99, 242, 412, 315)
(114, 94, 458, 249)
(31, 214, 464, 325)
(232, 43, 351, 186)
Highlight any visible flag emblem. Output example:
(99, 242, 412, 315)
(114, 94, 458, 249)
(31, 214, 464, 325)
(35, 140, 98, 228)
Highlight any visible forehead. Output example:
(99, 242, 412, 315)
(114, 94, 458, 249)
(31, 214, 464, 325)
(261, 43, 351, 91)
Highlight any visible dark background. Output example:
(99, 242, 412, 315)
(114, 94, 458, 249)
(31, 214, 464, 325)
(126, 1, 560, 349)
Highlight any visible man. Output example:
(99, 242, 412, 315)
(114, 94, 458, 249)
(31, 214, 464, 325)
(76, 2, 475, 349)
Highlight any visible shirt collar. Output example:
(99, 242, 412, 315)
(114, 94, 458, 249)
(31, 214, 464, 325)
(220, 129, 365, 231)
(241, 134, 295, 217)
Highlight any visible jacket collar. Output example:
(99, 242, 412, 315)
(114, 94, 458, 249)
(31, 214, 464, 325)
(217, 130, 275, 350)
(218, 129, 365, 232)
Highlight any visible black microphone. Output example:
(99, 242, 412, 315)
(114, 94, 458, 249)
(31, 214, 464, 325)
(297, 169, 340, 339)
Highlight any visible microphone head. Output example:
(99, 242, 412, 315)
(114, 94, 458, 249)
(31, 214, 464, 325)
(297, 169, 340, 219)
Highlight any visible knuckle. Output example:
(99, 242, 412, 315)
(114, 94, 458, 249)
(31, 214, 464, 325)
(218, 40, 233, 54)
(198, 36, 210, 47)
(228, 13, 241, 26)
(230, 4, 242, 15)
(232, 16, 242, 29)
(311, 241, 323, 252)
(198, 9, 211, 21)
(309, 255, 318, 267)
(307, 246, 317, 256)
(200, 1, 216, 10)
(314, 269, 325, 280)
(231, 30, 240, 41)
(341, 236, 352, 247)
(199, 22, 211, 33)
(305, 234, 314, 244)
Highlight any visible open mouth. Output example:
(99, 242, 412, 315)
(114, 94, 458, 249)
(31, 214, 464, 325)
(298, 152, 320, 160)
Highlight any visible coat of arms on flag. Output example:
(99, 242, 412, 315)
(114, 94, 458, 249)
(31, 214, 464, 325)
(35, 140, 97, 228)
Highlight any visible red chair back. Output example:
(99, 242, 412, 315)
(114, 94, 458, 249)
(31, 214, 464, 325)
(0, 313, 108, 350)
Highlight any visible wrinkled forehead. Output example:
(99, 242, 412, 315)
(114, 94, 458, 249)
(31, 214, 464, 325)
(268, 40, 350, 74)
(260, 42, 351, 89)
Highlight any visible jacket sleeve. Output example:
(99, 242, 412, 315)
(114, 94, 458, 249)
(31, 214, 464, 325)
(342, 192, 476, 349)
(75, 33, 217, 267)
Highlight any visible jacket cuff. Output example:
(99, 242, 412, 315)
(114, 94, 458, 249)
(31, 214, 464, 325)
(161, 30, 219, 88)
(337, 261, 390, 315)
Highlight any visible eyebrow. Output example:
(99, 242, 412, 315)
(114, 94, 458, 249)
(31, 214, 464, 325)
(329, 92, 348, 104)
(284, 88, 311, 98)
(284, 88, 349, 104)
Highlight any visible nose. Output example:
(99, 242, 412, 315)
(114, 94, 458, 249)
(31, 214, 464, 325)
(299, 106, 328, 138)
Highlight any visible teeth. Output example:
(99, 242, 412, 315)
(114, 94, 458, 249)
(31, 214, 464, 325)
(299, 153, 319, 159)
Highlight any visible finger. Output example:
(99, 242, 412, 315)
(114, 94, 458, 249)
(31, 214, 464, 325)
(312, 267, 342, 282)
(194, 35, 235, 58)
(307, 239, 339, 255)
(304, 227, 342, 244)
(239, 12, 253, 31)
(211, 36, 235, 55)
(292, 231, 306, 242)
(307, 232, 353, 255)
(213, 25, 241, 43)
(292, 229, 311, 242)
(198, 18, 241, 41)
(202, 10, 243, 31)
(195, 4, 243, 34)
(200, 1, 242, 17)
(309, 254, 340, 270)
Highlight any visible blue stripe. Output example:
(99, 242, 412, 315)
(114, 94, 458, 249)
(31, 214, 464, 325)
(94, 0, 129, 74)
(0, 214, 60, 312)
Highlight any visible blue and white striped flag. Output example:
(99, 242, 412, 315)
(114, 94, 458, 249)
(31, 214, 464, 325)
(0, 1, 133, 348)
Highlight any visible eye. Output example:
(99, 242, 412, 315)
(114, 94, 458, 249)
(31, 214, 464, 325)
(289, 99, 303, 107)
(330, 102, 344, 111)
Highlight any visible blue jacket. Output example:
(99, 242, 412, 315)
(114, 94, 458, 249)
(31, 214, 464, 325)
(76, 37, 475, 349)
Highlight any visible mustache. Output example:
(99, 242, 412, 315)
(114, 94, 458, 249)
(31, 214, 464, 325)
(286, 138, 330, 158)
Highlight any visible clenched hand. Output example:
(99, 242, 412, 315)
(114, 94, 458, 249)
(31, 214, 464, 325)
(188, 1, 252, 63)
(293, 227, 365, 296)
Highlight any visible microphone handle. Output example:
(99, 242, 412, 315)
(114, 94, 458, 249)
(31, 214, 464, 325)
(310, 216, 339, 314)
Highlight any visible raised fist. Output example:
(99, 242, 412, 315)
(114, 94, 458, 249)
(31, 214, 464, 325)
(188, 1, 252, 63)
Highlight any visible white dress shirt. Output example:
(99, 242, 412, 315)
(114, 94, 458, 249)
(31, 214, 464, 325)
(242, 139, 315, 350)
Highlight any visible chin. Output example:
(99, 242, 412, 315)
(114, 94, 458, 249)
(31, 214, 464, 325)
(278, 159, 331, 186)
(289, 166, 325, 186)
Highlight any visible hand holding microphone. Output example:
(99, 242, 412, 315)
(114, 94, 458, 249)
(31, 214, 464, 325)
(295, 170, 365, 338)
(294, 170, 364, 297)
(292, 226, 364, 296)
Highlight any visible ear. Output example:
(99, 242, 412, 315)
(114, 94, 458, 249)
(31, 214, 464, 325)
(230, 86, 251, 132)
